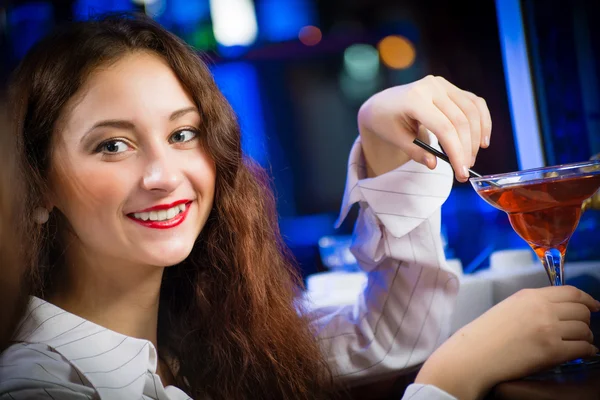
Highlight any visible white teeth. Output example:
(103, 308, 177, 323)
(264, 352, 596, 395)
(133, 212, 150, 221)
(132, 203, 187, 222)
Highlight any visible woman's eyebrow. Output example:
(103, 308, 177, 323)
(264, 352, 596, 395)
(80, 107, 199, 143)
(81, 120, 135, 143)
(169, 107, 199, 121)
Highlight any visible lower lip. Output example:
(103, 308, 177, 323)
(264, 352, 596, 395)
(127, 202, 192, 229)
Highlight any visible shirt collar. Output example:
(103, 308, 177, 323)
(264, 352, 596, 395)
(16, 296, 160, 399)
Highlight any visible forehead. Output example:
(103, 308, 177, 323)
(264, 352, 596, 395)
(59, 51, 196, 133)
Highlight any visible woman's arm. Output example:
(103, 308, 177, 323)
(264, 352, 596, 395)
(309, 134, 457, 385)
(307, 76, 489, 385)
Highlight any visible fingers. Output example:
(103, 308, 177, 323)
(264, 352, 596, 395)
(407, 76, 492, 180)
(540, 285, 600, 311)
(373, 76, 493, 177)
(405, 99, 468, 180)
(555, 303, 591, 324)
(436, 78, 481, 166)
(464, 90, 492, 148)
(558, 340, 598, 362)
(431, 93, 472, 173)
(558, 320, 593, 342)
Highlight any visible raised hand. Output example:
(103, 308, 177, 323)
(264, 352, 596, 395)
(357, 75, 492, 181)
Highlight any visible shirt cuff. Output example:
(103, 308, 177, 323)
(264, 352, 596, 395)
(402, 383, 458, 400)
(336, 135, 454, 239)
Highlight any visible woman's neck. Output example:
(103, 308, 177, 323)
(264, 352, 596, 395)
(49, 246, 165, 348)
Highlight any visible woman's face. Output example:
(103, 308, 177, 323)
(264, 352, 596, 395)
(49, 52, 216, 269)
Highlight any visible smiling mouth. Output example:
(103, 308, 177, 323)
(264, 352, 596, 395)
(127, 201, 192, 229)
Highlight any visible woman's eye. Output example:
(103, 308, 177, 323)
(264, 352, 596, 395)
(96, 140, 130, 154)
(170, 129, 198, 144)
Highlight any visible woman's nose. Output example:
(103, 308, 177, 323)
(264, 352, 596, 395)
(141, 154, 182, 194)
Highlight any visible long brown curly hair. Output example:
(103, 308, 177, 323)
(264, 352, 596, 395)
(9, 14, 335, 399)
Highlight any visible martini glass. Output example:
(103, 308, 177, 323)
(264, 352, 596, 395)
(470, 160, 600, 370)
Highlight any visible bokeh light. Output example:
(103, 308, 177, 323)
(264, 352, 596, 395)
(260, 0, 316, 42)
(378, 35, 416, 69)
(343, 44, 379, 81)
(143, 0, 166, 17)
(298, 25, 322, 46)
(210, 0, 258, 47)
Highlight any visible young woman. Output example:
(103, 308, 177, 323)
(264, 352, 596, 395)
(0, 14, 597, 400)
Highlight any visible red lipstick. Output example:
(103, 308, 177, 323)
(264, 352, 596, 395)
(127, 200, 192, 230)
(134, 199, 190, 213)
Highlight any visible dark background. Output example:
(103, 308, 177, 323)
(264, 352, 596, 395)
(1, 0, 599, 278)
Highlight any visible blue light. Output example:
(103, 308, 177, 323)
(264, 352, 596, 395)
(8, 2, 54, 60)
(8, 2, 52, 24)
(257, 0, 316, 42)
(495, 0, 545, 169)
(280, 214, 338, 247)
(210, 62, 269, 166)
(442, 186, 529, 273)
(73, 0, 133, 20)
(217, 44, 250, 58)
(162, 0, 209, 26)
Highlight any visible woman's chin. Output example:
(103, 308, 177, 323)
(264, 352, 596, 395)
(141, 242, 195, 267)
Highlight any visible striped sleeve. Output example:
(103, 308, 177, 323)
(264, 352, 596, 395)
(310, 135, 460, 384)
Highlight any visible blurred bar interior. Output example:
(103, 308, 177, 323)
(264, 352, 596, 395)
(1, 0, 600, 279)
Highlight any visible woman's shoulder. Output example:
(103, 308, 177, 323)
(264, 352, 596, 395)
(0, 342, 97, 398)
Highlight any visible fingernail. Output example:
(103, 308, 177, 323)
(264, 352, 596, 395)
(484, 136, 490, 147)
(462, 165, 469, 179)
(593, 346, 599, 355)
(422, 155, 431, 168)
(594, 300, 600, 310)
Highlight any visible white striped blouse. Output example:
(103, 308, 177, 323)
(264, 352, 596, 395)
(0, 136, 458, 399)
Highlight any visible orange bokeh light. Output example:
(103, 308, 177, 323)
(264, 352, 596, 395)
(378, 35, 416, 69)
(299, 26, 322, 46)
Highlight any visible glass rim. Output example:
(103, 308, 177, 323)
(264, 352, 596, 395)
(469, 160, 600, 183)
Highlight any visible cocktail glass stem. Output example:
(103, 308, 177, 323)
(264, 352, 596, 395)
(541, 248, 564, 286)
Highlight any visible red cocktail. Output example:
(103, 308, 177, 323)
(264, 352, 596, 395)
(470, 161, 600, 286)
